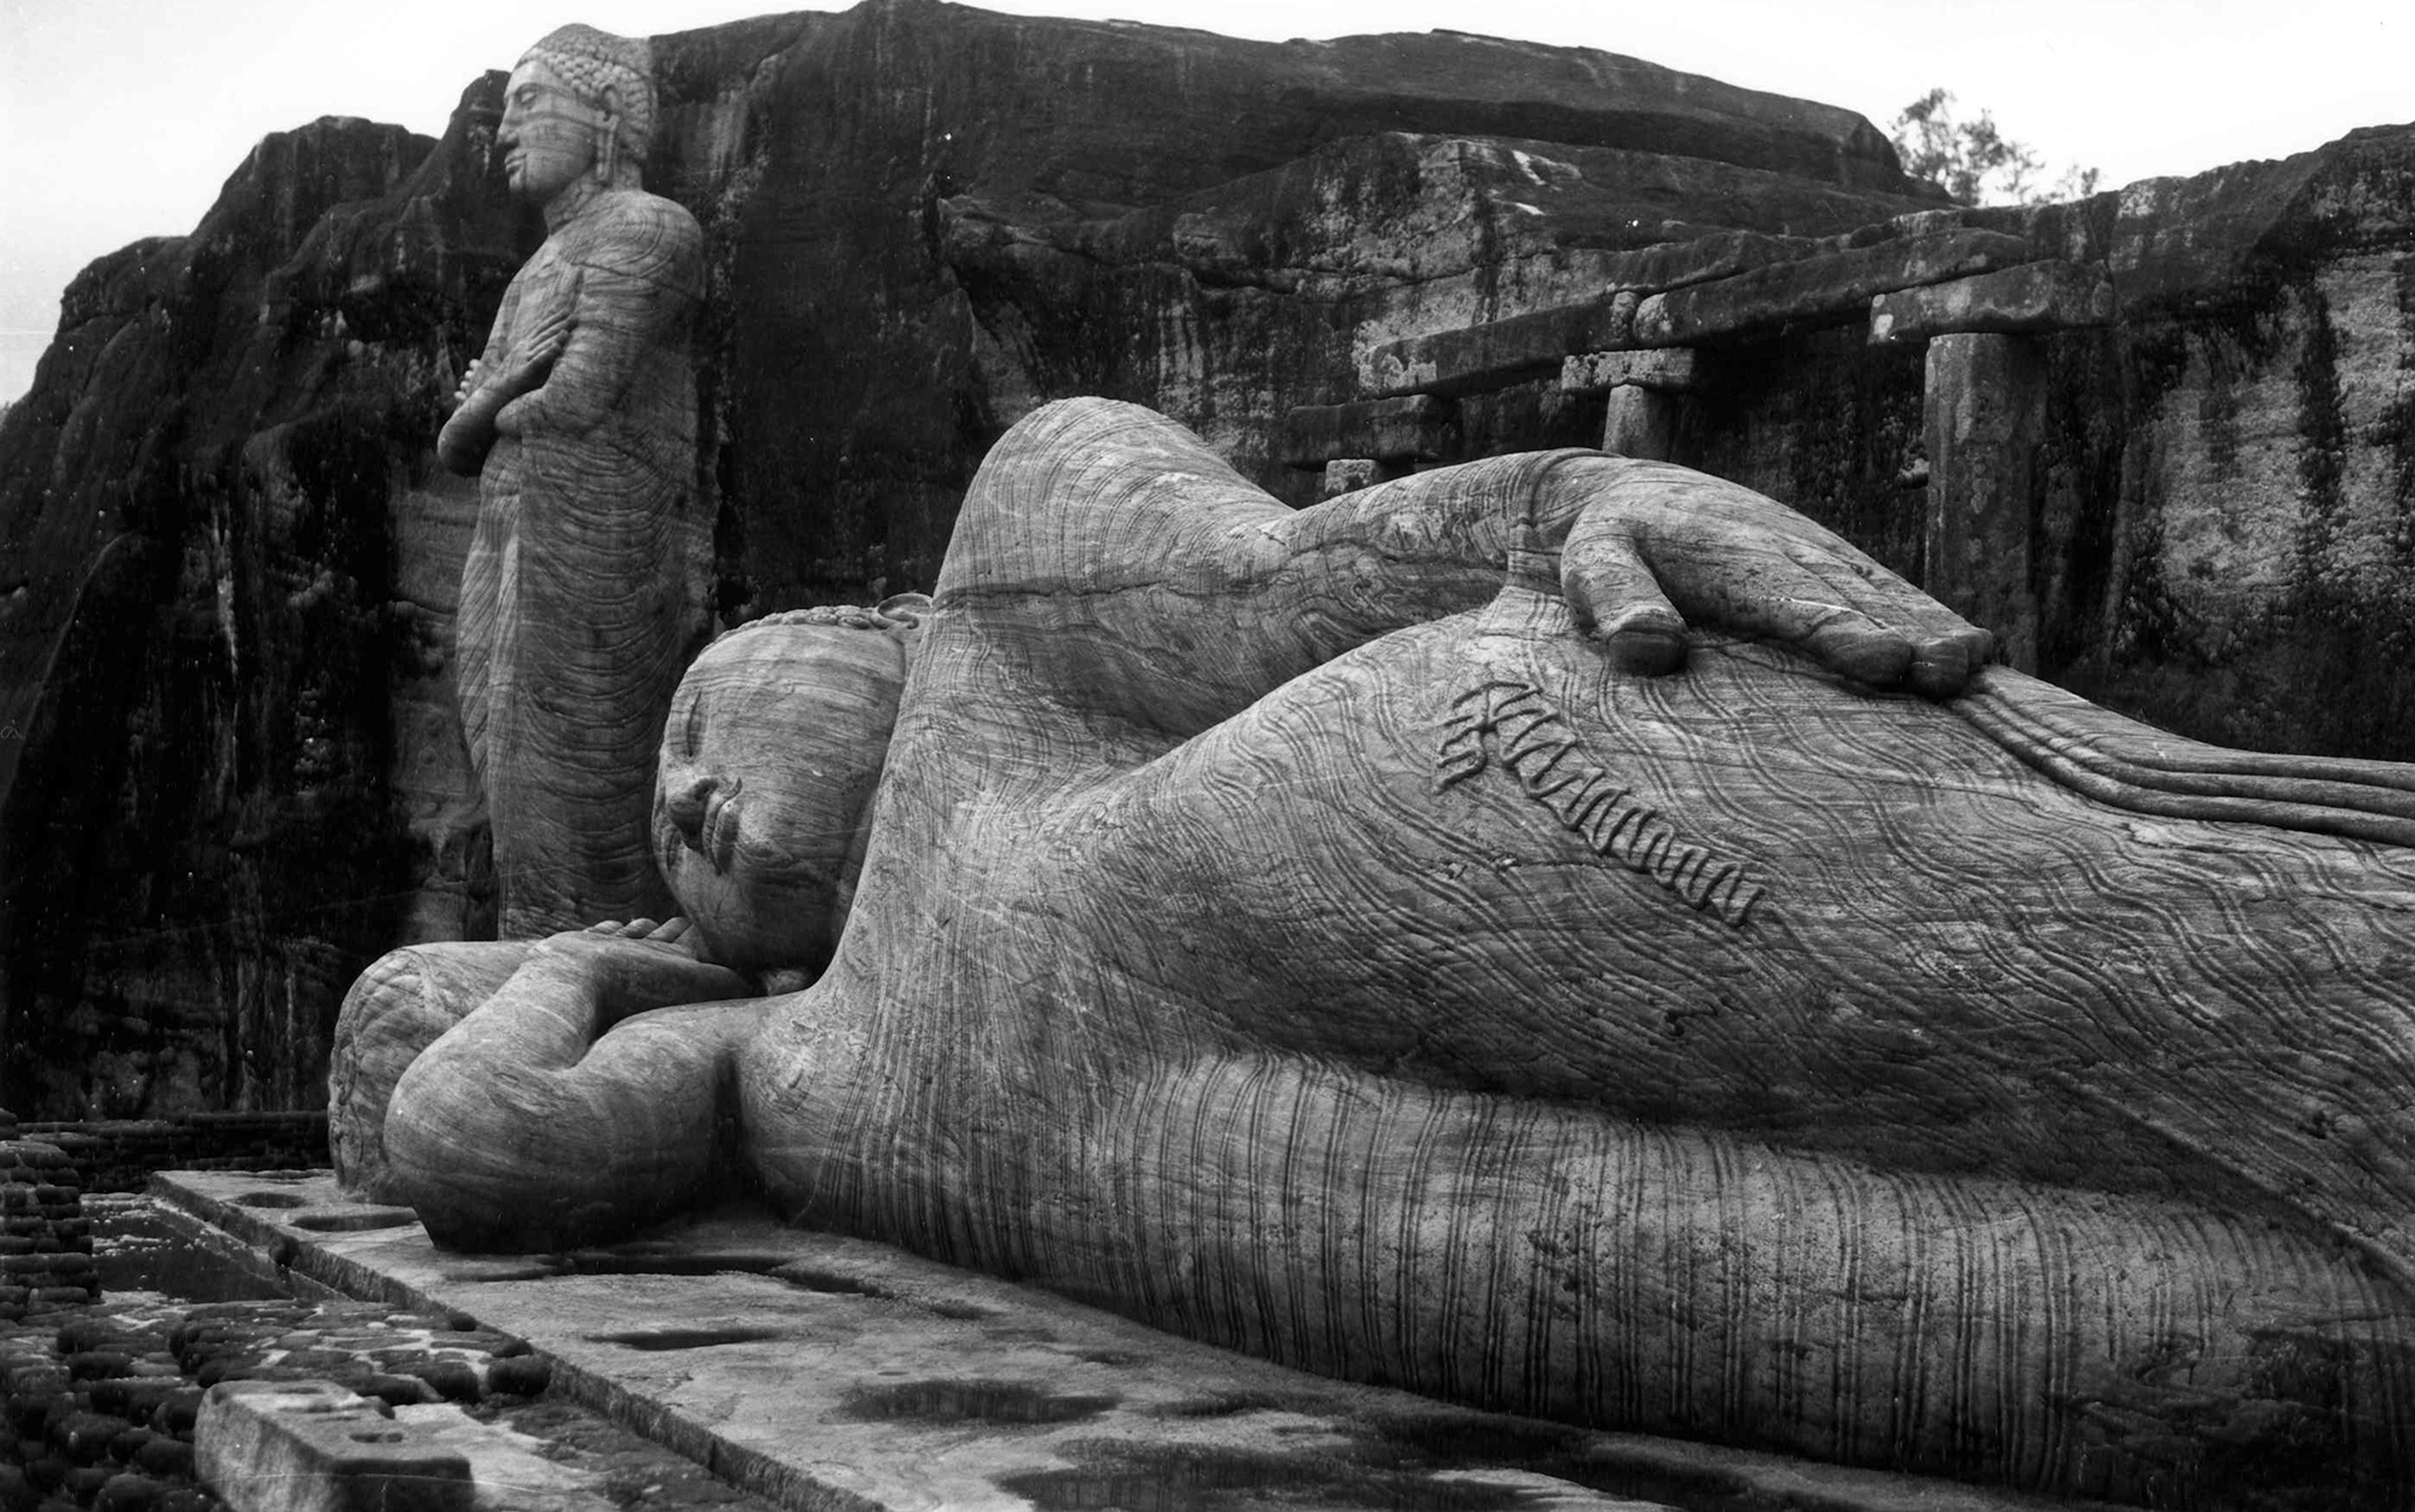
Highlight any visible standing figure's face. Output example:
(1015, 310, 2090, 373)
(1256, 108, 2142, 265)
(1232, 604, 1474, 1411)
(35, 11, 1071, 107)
(654, 625, 910, 976)
(497, 58, 601, 205)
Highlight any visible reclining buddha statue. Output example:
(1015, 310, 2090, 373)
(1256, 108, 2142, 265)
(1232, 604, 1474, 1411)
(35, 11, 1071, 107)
(335, 397, 2415, 1505)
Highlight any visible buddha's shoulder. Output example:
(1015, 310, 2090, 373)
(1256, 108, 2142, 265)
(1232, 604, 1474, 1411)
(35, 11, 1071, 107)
(566, 191, 704, 275)
(594, 189, 702, 238)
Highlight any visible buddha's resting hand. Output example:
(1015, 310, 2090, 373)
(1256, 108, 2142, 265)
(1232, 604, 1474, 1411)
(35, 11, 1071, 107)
(447, 300, 570, 412)
(1553, 460, 1992, 696)
(436, 297, 575, 473)
(526, 917, 755, 1034)
(952, 404, 1994, 721)
(489, 296, 574, 409)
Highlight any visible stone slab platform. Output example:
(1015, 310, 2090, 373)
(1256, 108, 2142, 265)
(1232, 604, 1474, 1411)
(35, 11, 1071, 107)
(153, 1171, 2082, 1512)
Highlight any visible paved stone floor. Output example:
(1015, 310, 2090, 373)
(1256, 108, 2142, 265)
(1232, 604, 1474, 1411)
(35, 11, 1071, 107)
(1, 1192, 774, 1512)
(143, 1170, 2085, 1512)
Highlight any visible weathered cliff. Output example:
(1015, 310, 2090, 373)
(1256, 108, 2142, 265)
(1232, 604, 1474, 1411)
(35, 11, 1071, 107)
(0, 1, 1943, 1116)
(0, 105, 491, 1118)
(9, 0, 2411, 1123)
(1662, 127, 2415, 759)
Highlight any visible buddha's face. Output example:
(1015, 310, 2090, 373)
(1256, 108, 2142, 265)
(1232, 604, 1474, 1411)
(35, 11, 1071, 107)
(497, 58, 601, 204)
(654, 625, 909, 976)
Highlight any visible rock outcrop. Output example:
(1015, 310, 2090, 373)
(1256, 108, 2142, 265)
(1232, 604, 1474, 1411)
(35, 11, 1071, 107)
(4, 0, 2412, 1125)
(0, 104, 499, 1120)
(0, 1, 1942, 1118)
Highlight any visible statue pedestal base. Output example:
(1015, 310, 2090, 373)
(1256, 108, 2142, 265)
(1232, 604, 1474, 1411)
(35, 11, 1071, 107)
(157, 1169, 2093, 1512)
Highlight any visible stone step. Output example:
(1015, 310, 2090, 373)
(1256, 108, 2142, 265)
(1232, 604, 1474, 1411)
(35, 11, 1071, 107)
(158, 1170, 2104, 1512)
(196, 1378, 614, 1512)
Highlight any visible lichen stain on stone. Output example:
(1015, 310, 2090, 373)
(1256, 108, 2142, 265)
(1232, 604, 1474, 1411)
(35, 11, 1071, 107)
(999, 1442, 1532, 1512)
(2053, 1323, 2411, 1506)
(840, 1377, 1119, 1426)
(587, 1325, 789, 1351)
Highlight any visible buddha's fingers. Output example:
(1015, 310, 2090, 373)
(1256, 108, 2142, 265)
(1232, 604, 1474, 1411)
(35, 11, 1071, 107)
(1565, 462, 1989, 696)
(1558, 527, 1687, 676)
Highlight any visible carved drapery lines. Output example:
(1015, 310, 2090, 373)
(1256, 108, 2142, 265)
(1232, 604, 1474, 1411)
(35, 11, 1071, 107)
(1436, 673, 1763, 926)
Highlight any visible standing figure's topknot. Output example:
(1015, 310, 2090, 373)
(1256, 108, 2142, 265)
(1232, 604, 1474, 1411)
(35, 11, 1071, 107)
(518, 23, 657, 170)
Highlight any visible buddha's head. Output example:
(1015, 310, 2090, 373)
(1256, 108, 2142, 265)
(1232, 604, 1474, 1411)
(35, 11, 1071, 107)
(499, 24, 655, 204)
(653, 596, 929, 978)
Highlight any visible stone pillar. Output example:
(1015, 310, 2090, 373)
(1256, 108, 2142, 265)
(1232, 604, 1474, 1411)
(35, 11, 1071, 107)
(1601, 387, 1678, 460)
(1921, 333, 2045, 674)
(1561, 348, 1700, 462)
(1872, 262, 2113, 676)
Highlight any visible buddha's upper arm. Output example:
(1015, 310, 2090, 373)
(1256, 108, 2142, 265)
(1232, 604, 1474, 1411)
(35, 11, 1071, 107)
(526, 203, 703, 424)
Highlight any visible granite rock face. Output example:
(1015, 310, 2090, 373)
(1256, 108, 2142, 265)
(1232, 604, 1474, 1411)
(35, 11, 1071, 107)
(5, 0, 2412, 1123)
(2040, 129, 2415, 759)
(1653, 131, 2415, 761)
(0, 1, 1941, 1118)
(0, 101, 512, 1120)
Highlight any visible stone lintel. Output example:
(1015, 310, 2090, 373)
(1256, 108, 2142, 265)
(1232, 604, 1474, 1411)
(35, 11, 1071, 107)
(1560, 348, 1702, 395)
(1589, 229, 1821, 297)
(1631, 230, 2035, 348)
(195, 1379, 475, 1512)
(1277, 394, 1458, 468)
(1362, 296, 1631, 399)
(1867, 260, 2117, 345)
(1365, 230, 2035, 403)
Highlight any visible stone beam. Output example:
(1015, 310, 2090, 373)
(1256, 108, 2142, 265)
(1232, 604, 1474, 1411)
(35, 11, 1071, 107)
(1560, 348, 1702, 394)
(1363, 297, 1635, 399)
(1277, 395, 1458, 469)
(1360, 234, 1834, 397)
(1587, 229, 1823, 298)
(1868, 261, 2116, 345)
(1631, 230, 2035, 348)
(1363, 230, 2036, 401)
(1924, 332, 2045, 672)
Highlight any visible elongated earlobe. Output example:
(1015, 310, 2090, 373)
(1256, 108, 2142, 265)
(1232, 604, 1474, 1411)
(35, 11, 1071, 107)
(597, 84, 624, 185)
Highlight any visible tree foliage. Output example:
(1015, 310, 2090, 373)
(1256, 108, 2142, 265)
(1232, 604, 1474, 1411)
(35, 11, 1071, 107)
(1890, 88, 2101, 207)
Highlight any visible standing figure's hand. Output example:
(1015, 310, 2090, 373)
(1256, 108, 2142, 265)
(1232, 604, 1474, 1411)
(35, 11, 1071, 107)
(1558, 461, 1991, 697)
(497, 298, 575, 400)
(452, 357, 486, 409)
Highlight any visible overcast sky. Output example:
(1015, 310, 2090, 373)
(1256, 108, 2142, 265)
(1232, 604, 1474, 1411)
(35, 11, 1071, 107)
(2, 0, 2407, 402)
